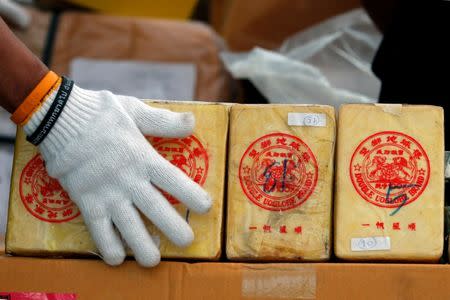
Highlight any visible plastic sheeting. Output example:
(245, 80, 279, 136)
(221, 9, 382, 108)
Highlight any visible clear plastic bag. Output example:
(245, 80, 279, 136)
(221, 9, 382, 107)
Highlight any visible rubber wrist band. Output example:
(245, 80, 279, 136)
(11, 71, 59, 124)
(26, 76, 74, 146)
(20, 77, 62, 126)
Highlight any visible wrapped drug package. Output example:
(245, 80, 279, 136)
(334, 104, 444, 261)
(226, 104, 336, 261)
(6, 101, 229, 260)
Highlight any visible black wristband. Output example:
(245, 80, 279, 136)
(26, 76, 74, 146)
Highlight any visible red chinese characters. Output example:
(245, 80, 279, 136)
(361, 221, 417, 231)
(20, 155, 80, 223)
(248, 225, 303, 234)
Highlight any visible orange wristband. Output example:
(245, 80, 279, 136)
(10, 71, 59, 125)
(20, 77, 62, 126)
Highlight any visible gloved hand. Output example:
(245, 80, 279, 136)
(23, 79, 212, 267)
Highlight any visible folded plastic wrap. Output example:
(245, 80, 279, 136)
(226, 104, 335, 260)
(6, 101, 229, 260)
(335, 104, 444, 261)
(221, 9, 381, 108)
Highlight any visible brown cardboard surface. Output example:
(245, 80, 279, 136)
(0, 257, 450, 299)
(51, 12, 233, 102)
(11, 7, 50, 57)
(212, 0, 360, 51)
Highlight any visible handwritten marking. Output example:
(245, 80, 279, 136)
(385, 183, 419, 216)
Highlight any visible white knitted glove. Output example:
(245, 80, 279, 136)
(23, 82, 212, 267)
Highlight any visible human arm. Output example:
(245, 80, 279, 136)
(0, 16, 47, 113)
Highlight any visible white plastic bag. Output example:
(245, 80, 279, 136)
(221, 9, 382, 107)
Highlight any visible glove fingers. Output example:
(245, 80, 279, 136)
(112, 202, 161, 267)
(124, 98, 195, 137)
(132, 181, 194, 247)
(83, 216, 126, 266)
(148, 153, 212, 214)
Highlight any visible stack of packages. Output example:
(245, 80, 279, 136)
(2, 9, 446, 262)
(8, 102, 444, 262)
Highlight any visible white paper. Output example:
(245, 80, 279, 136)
(351, 237, 391, 251)
(288, 113, 326, 127)
(0, 108, 16, 138)
(70, 58, 196, 100)
(0, 144, 14, 238)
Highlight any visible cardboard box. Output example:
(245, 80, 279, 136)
(334, 104, 444, 261)
(227, 104, 335, 261)
(11, 7, 50, 58)
(212, 0, 360, 51)
(51, 12, 233, 102)
(1, 256, 450, 299)
(6, 101, 229, 260)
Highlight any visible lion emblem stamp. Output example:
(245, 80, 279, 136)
(20, 154, 80, 223)
(350, 131, 430, 208)
(239, 132, 318, 211)
(148, 135, 209, 204)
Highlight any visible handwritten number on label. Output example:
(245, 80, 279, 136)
(385, 183, 418, 216)
(263, 159, 289, 193)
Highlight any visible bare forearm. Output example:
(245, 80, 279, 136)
(0, 17, 48, 113)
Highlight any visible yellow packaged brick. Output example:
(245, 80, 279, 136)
(226, 104, 336, 261)
(6, 101, 229, 260)
(334, 104, 444, 261)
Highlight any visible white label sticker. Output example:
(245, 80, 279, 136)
(242, 266, 316, 299)
(70, 58, 196, 100)
(0, 145, 13, 239)
(351, 237, 391, 252)
(287, 113, 326, 127)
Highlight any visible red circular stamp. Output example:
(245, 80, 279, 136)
(239, 132, 318, 211)
(20, 154, 80, 223)
(350, 131, 430, 208)
(148, 135, 208, 204)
